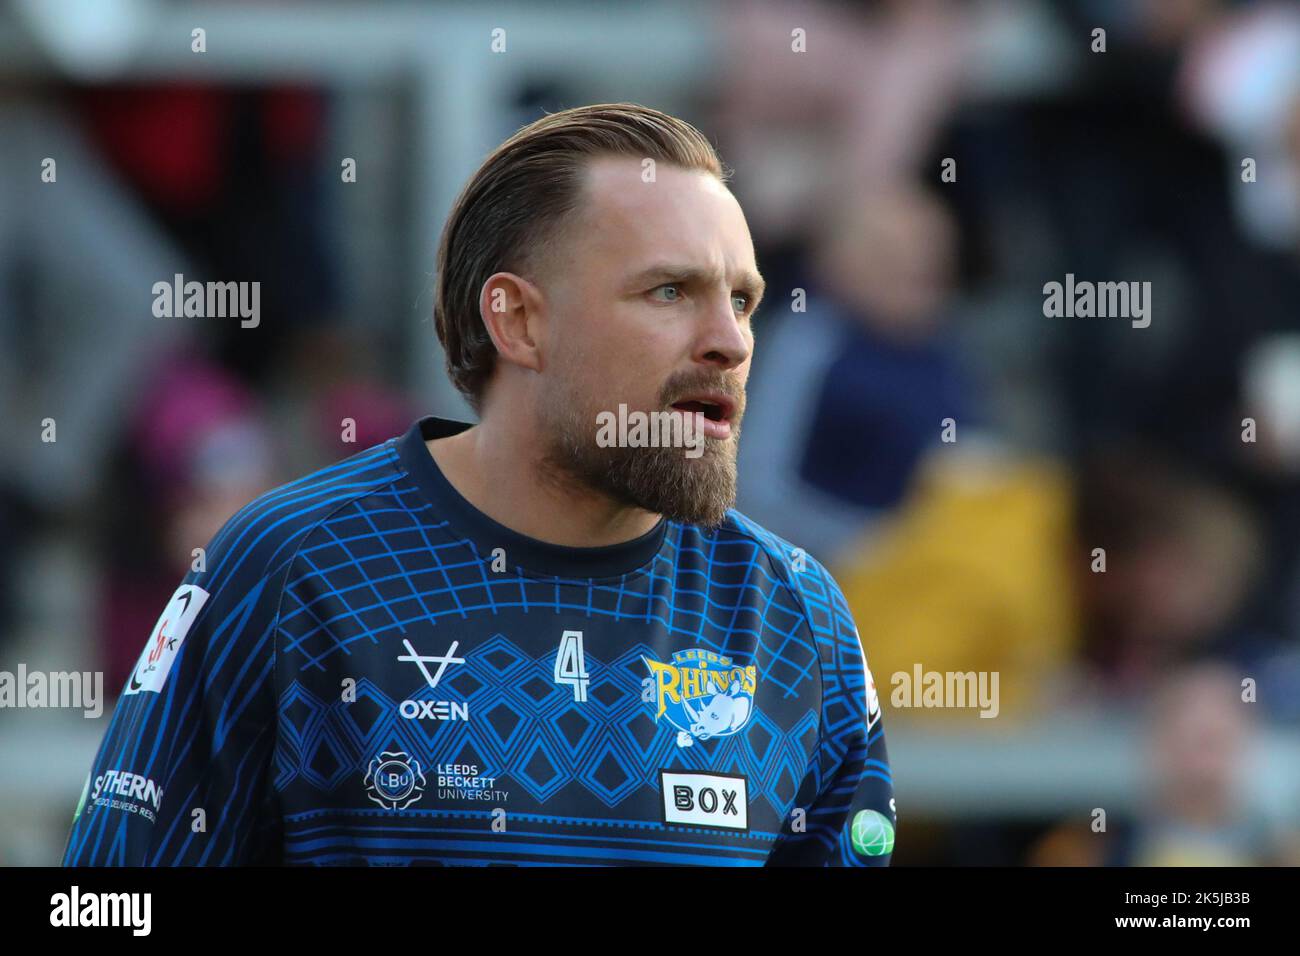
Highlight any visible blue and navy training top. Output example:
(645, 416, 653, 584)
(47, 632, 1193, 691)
(64, 416, 895, 866)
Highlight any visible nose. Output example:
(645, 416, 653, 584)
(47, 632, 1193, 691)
(692, 291, 752, 370)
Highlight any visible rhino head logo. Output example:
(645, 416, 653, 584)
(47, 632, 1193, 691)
(683, 679, 752, 740)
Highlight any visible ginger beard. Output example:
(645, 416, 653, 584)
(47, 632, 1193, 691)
(538, 365, 745, 527)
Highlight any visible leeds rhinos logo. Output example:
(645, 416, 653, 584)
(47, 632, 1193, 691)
(642, 649, 757, 748)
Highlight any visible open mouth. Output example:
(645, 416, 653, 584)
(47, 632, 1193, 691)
(669, 393, 737, 442)
(669, 395, 734, 424)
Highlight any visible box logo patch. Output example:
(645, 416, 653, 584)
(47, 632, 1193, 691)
(660, 771, 748, 831)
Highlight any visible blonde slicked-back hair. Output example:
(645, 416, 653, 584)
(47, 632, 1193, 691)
(433, 103, 728, 411)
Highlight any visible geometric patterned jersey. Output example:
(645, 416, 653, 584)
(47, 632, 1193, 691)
(63, 416, 894, 866)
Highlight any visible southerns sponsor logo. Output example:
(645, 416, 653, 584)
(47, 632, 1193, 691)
(660, 771, 748, 831)
(397, 638, 469, 721)
(641, 649, 757, 748)
(89, 770, 164, 824)
(364, 751, 426, 810)
(50, 886, 151, 936)
(124, 584, 209, 696)
(436, 763, 509, 803)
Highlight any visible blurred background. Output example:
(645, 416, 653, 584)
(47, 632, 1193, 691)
(2, 0, 1299, 866)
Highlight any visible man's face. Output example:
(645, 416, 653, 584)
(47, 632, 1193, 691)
(533, 156, 763, 526)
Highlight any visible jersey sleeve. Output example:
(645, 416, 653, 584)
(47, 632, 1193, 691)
(63, 501, 289, 866)
(767, 559, 896, 866)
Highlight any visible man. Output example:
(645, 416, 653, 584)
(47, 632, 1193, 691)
(64, 103, 895, 866)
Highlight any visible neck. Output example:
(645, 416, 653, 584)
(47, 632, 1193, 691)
(425, 414, 662, 548)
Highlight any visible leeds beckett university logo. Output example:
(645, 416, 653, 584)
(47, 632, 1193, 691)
(642, 649, 757, 748)
(364, 751, 426, 810)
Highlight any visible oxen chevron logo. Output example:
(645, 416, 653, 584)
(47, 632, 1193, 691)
(396, 639, 469, 722)
(398, 639, 464, 688)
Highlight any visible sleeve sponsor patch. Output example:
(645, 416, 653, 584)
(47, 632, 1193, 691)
(866, 664, 880, 730)
(124, 584, 210, 696)
(855, 627, 880, 731)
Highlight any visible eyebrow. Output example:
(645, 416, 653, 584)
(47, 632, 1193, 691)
(629, 263, 767, 306)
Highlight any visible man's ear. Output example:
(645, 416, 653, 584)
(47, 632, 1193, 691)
(478, 272, 546, 374)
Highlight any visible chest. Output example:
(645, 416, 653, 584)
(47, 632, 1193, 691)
(270, 575, 824, 864)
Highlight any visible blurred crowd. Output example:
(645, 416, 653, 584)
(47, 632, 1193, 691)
(722, 0, 1300, 864)
(2, 0, 1298, 865)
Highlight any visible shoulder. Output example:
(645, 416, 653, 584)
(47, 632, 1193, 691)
(694, 508, 855, 631)
(196, 437, 405, 593)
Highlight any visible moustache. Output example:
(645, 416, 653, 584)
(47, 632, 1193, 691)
(658, 373, 746, 412)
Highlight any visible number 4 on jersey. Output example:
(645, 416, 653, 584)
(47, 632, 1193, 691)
(554, 630, 590, 702)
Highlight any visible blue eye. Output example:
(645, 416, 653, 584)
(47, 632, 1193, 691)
(732, 294, 750, 313)
(651, 284, 682, 302)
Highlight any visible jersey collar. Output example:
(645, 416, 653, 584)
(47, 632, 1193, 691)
(395, 416, 668, 579)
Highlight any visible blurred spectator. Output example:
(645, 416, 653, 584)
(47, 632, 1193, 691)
(833, 444, 1078, 723)
(96, 351, 277, 694)
(738, 182, 978, 561)
(77, 82, 341, 383)
(713, 0, 971, 251)
(1179, 0, 1300, 250)
(1071, 445, 1264, 703)
(1030, 662, 1300, 866)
